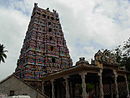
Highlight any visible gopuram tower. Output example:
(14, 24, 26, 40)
(15, 3, 72, 80)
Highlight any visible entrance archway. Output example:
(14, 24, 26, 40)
(102, 69, 116, 98)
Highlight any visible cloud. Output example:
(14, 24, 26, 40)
(0, 6, 29, 80)
(1, 0, 130, 80)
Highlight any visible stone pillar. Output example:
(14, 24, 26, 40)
(125, 75, 130, 98)
(51, 79, 55, 98)
(80, 73, 88, 98)
(98, 70, 104, 98)
(113, 71, 119, 98)
(64, 76, 70, 98)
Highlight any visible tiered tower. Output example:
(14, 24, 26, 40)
(15, 3, 72, 80)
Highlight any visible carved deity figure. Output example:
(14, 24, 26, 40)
(94, 49, 118, 65)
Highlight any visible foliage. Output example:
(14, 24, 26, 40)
(114, 45, 122, 64)
(123, 38, 130, 57)
(86, 83, 94, 92)
(113, 37, 130, 71)
(0, 44, 7, 63)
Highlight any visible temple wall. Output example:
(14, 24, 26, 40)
(0, 76, 47, 98)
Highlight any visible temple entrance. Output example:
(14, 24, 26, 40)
(69, 73, 99, 98)
(102, 69, 116, 98)
(86, 73, 99, 98)
(55, 78, 66, 98)
(69, 74, 82, 98)
(118, 76, 127, 98)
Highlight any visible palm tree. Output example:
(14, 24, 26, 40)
(0, 44, 7, 63)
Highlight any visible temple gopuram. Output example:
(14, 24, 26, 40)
(13, 3, 130, 98)
(15, 3, 72, 80)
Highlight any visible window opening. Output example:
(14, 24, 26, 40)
(52, 57, 56, 63)
(47, 16, 50, 19)
(50, 36, 52, 40)
(50, 46, 54, 51)
(49, 28, 52, 32)
(48, 22, 51, 25)
(37, 12, 40, 15)
(10, 90, 15, 96)
(51, 17, 54, 20)
(42, 14, 46, 18)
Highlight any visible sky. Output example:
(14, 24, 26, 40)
(0, 0, 130, 80)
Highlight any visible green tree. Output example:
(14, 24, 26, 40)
(0, 44, 7, 63)
(114, 45, 122, 64)
(86, 83, 94, 92)
(122, 38, 130, 70)
(123, 38, 130, 57)
(113, 38, 130, 71)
